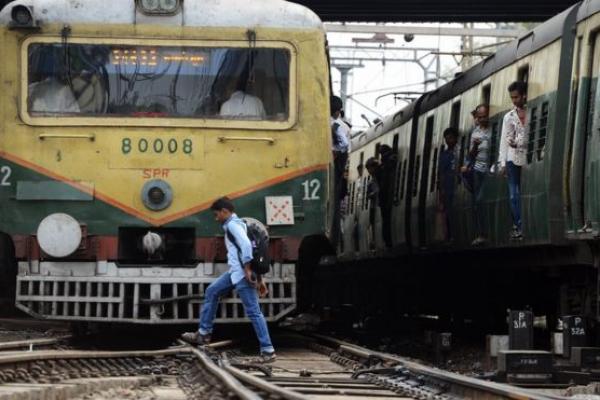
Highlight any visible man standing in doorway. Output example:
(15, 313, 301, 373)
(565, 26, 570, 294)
(498, 81, 528, 240)
(330, 95, 350, 247)
(181, 197, 276, 363)
(462, 104, 491, 246)
(439, 127, 459, 242)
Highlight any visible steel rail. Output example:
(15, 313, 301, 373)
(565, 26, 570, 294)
(220, 358, 311, 400)
(189, 347, 262, 400)
(0, 342, 262, 399)
(0, 335, 72, 350)
(309, 333, 564, 400)
(0, 346, 191, 364)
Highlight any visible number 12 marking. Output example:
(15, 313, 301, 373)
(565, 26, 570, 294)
(302, 179, 321, 200)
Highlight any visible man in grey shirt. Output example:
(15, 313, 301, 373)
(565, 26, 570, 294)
(462, 104, 491, 246)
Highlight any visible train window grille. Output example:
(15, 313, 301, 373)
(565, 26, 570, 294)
(586, 83, 596, 139)
(430, 148, 439, 193)
(413, 155, 421, 197)
(527, 107, 538, 164)
(400, 159, 408, 200)
(537, 102, 549, 161)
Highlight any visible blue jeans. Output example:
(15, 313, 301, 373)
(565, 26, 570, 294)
(199, 272, 275, 354)
(506, 161, 522, 231)
(472, 171, 486, 236)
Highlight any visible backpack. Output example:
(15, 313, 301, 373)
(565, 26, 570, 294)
(226, 219, 271, 275)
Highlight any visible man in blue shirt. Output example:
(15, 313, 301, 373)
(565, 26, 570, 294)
(182, 197, 276, 363)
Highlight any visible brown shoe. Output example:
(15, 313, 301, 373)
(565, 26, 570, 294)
(181, 331, 211, 345)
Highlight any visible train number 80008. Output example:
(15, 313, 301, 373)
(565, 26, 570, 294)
(121, 138, 193, 155)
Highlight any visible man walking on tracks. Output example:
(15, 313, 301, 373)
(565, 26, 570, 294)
(181, 197, 276, 363)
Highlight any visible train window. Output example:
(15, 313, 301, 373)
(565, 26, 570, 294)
(400, 159, 408, 200)
(364, 176, 372, 210)
(490, 122, 499, 167)
(25, 40, 292, 126)
(437, 144, 443, 189)
(450, 101, 461, 130)
(375, 143, 381, 157)
(430, 148, 439, 193)
(393, 159, 402, 205)
(458, 136, 466, 169)
(392, 134, 399, 152)
(517, 64, 529, 86)
(537, 102, 549, 161)
(362, 176, 369, 211)
(482, 84, 491, 106)
(349, 182, 355, 215)
(527, 107, 538, 164)
(412, 155, 421, 197)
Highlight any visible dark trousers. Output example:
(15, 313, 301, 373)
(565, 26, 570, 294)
(331, 151, 348, 248)
(506, 161, 522, 231)
(380, 205, 392, 248)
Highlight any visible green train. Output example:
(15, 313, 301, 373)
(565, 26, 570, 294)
(327, 0, 600, 328)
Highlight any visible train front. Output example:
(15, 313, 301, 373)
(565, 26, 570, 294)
(0, 0, 331, 323)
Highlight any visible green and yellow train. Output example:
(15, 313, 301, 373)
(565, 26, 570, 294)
(0, 0, 333, 323)
(334, 0, 600, 323)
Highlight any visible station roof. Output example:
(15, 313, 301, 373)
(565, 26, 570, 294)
(294, 0, 579, 22)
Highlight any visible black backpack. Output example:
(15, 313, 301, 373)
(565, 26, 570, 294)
(226, 220, 271, 275)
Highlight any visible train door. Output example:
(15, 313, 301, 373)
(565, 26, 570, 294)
(566, 34, 586, 232)
(570, 31, 600, 234)
(417, 116, 435, 247)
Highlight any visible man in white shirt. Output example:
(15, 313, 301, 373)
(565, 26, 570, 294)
(220, 90, 266, 119)
(29, 77, 80, 114)
(498, 81, 528, 240)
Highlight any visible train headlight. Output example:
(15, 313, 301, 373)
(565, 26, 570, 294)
(138, 0, 180, 14)
(37, 213, 82, 258)
(142, 179, 173, 211)
(9, 5, 38, 29)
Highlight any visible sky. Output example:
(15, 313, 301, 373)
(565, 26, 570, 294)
(326, 23, 520, 131)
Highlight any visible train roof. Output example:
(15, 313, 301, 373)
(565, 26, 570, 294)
(578, 0, 600, 21)
(0, 0, 323, 29)
(351, 1, 582, 151)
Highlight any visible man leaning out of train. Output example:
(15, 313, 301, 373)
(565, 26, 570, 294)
(461, 104, 491, 246)
(498, 81, 528, 241)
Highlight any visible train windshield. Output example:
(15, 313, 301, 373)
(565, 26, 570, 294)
(26, 43, 290, 121)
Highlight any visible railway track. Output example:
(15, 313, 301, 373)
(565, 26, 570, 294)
(0, 330, 567, 399)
